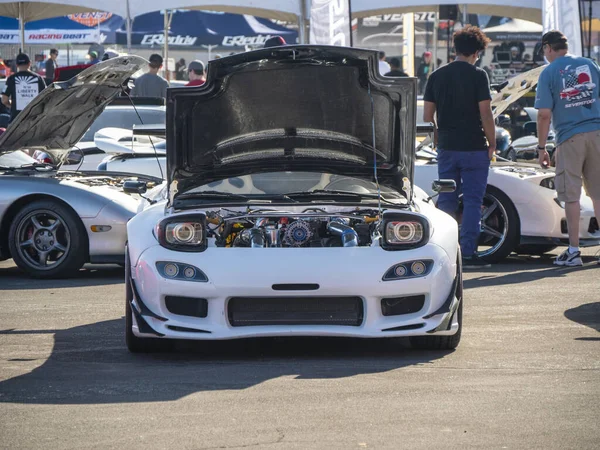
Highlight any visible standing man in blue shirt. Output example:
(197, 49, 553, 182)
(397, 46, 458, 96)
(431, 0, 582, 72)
(535, 30, 600, 266)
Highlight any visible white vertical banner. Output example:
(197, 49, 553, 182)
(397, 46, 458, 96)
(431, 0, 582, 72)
(309, 0, 352, 46)
(402, 13, 415, 76)
(543, 0, 583, 56)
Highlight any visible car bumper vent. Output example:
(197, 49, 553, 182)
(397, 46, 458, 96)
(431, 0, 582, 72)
(589, 218, 599, 234)
(228, 297, 363, 327)
(165, 296, 208, 318)
(381, 295, 426, 316)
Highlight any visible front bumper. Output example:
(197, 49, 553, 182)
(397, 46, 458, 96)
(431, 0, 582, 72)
(129, 244, 461, 340)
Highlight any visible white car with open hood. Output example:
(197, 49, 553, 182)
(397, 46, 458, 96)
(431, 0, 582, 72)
(125, 46, 462, 352)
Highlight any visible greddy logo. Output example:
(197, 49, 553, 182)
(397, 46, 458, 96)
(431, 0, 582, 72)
(141, 35, 197, 46)
(222, 35, 273, 46)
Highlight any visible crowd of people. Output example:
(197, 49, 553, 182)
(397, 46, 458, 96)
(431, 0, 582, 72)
(0, 29, 598, 268)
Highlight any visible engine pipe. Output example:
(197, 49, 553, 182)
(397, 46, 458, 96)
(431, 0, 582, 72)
(327, 221, 359, 247)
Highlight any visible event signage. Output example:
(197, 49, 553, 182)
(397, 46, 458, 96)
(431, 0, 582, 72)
(543, 0, 583, 56)
(67, 12, 113, 27)
(309, 0, 352, 46)
(0, 29, 100, 44)
(140, 34, 198, 46)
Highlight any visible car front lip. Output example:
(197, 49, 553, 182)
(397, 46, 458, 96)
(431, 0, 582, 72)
(129, 245, 460, 340)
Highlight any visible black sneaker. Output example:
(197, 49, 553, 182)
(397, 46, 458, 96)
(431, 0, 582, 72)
(462, 254, 492, 269)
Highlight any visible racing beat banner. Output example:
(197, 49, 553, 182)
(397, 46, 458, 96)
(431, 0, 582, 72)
(309, 0, 353, 46)
(543, 0, 583, 56)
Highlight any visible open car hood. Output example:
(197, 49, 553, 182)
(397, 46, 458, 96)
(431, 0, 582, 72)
(0, 56, 147, 159)
(167, 46, 417, 198)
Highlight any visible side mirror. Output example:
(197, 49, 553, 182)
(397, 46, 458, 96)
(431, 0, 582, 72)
(432, 179, 456, 193)
(123, 180, 148, 194)
(497, 114, 511, 128)
(523, 121, 537, 137)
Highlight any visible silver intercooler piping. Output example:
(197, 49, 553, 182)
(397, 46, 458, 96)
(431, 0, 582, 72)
(249, 228, 266, 248)
(327, 221, 359, 247)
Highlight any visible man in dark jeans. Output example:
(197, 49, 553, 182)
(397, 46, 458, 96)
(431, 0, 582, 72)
(423, 26, 496, 269)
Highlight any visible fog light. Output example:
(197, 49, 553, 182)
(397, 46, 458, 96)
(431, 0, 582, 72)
(90, 225, 112, 232)
(411, 261, 426, 275)
(183, 266, 196, 278)
(394, 265, 407, 277)
(164, 263, 179, 277)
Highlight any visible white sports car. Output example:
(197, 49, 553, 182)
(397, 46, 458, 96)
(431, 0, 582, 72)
(415, 148, 599, 261)
(125, 46, 463, 352)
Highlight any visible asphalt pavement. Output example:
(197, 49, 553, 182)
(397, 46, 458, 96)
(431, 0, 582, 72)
(0, 250, 599, 449)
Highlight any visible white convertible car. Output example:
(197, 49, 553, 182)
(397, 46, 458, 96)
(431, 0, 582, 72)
(125, 46, 463, 352)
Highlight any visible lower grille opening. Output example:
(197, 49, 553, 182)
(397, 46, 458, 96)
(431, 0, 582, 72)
(382, 323, 425, 332)
(165, 296, 208, 318)
(228, 297, 363, 327)
(167, 325, 211, 333)
(561, 219, 568, 234)
(381, 295, 426, 316)
(589, 218, 599, 234)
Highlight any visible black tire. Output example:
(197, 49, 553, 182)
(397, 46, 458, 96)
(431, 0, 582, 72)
(125, 247, 166, 353)
(515, 244, 558, 255)
(410, 255, 463, 350)
(477, 186, 520, 263)
(8, 199, 87, 278)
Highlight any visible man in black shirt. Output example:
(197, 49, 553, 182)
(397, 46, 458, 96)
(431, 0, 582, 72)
(384, 58, 409, 77)
(44, 48, 59, 85)
(423, 26, 496, 269)
(1, 53, 46, 122)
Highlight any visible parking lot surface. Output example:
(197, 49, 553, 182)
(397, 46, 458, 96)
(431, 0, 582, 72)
(1, 250, 599, 449)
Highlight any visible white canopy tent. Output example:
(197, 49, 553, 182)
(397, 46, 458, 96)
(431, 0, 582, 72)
(350, 0, 542, 24)
(0, 1, 112, 49)
(482, 18, 543, 40)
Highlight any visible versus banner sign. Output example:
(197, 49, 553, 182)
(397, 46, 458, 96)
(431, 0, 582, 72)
(309, 0, 352, 46)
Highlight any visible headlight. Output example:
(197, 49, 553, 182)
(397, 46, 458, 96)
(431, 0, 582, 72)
(540, 177, 555, 190)
(382, 213, 429, 250)
(157, 214, 207, 252)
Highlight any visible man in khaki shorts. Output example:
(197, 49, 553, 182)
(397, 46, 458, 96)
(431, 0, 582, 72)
(535, 30, 600, 266)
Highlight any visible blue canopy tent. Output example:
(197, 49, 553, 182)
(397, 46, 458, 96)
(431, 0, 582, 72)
(0, 13, 123, 44)
(115, 10, 297, 49)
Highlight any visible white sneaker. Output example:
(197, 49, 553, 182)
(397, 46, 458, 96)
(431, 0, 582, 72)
(554, 249, 583, 266)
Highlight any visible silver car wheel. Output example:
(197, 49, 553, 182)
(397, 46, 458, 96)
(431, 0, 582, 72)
(477, 193, 508, 258)
(15, 209, 71, 270)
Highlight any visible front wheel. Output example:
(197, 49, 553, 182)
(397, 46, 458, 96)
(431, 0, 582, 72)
(8, 200, 87, 278)
(410, 255, 463, 350)
(476, 186, 520, 263)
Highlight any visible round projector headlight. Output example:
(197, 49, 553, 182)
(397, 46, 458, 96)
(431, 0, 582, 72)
(411, 261, 427, 275)
(393, 222, 417, 241)
(173, 223, 196, 243)
(183, 266, 196, 278)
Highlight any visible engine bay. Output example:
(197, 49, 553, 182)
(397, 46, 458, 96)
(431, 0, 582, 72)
(206, 207, 380, 248)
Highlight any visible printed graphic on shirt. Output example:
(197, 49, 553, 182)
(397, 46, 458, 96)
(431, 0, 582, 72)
(15, 75, 41, 110)
(559, 65, 597, 109)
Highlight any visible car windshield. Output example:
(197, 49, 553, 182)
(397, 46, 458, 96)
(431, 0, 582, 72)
(182, 172, 404, 200)
(0, 150, 37, 168)
(81, 107, 166, 142)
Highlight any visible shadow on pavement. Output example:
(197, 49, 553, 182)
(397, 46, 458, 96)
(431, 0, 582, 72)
(0, 319, 451, 405)
(464, 254, 598, 289)
(564, 302, 600, 340)
(0, 263, 124, 290)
